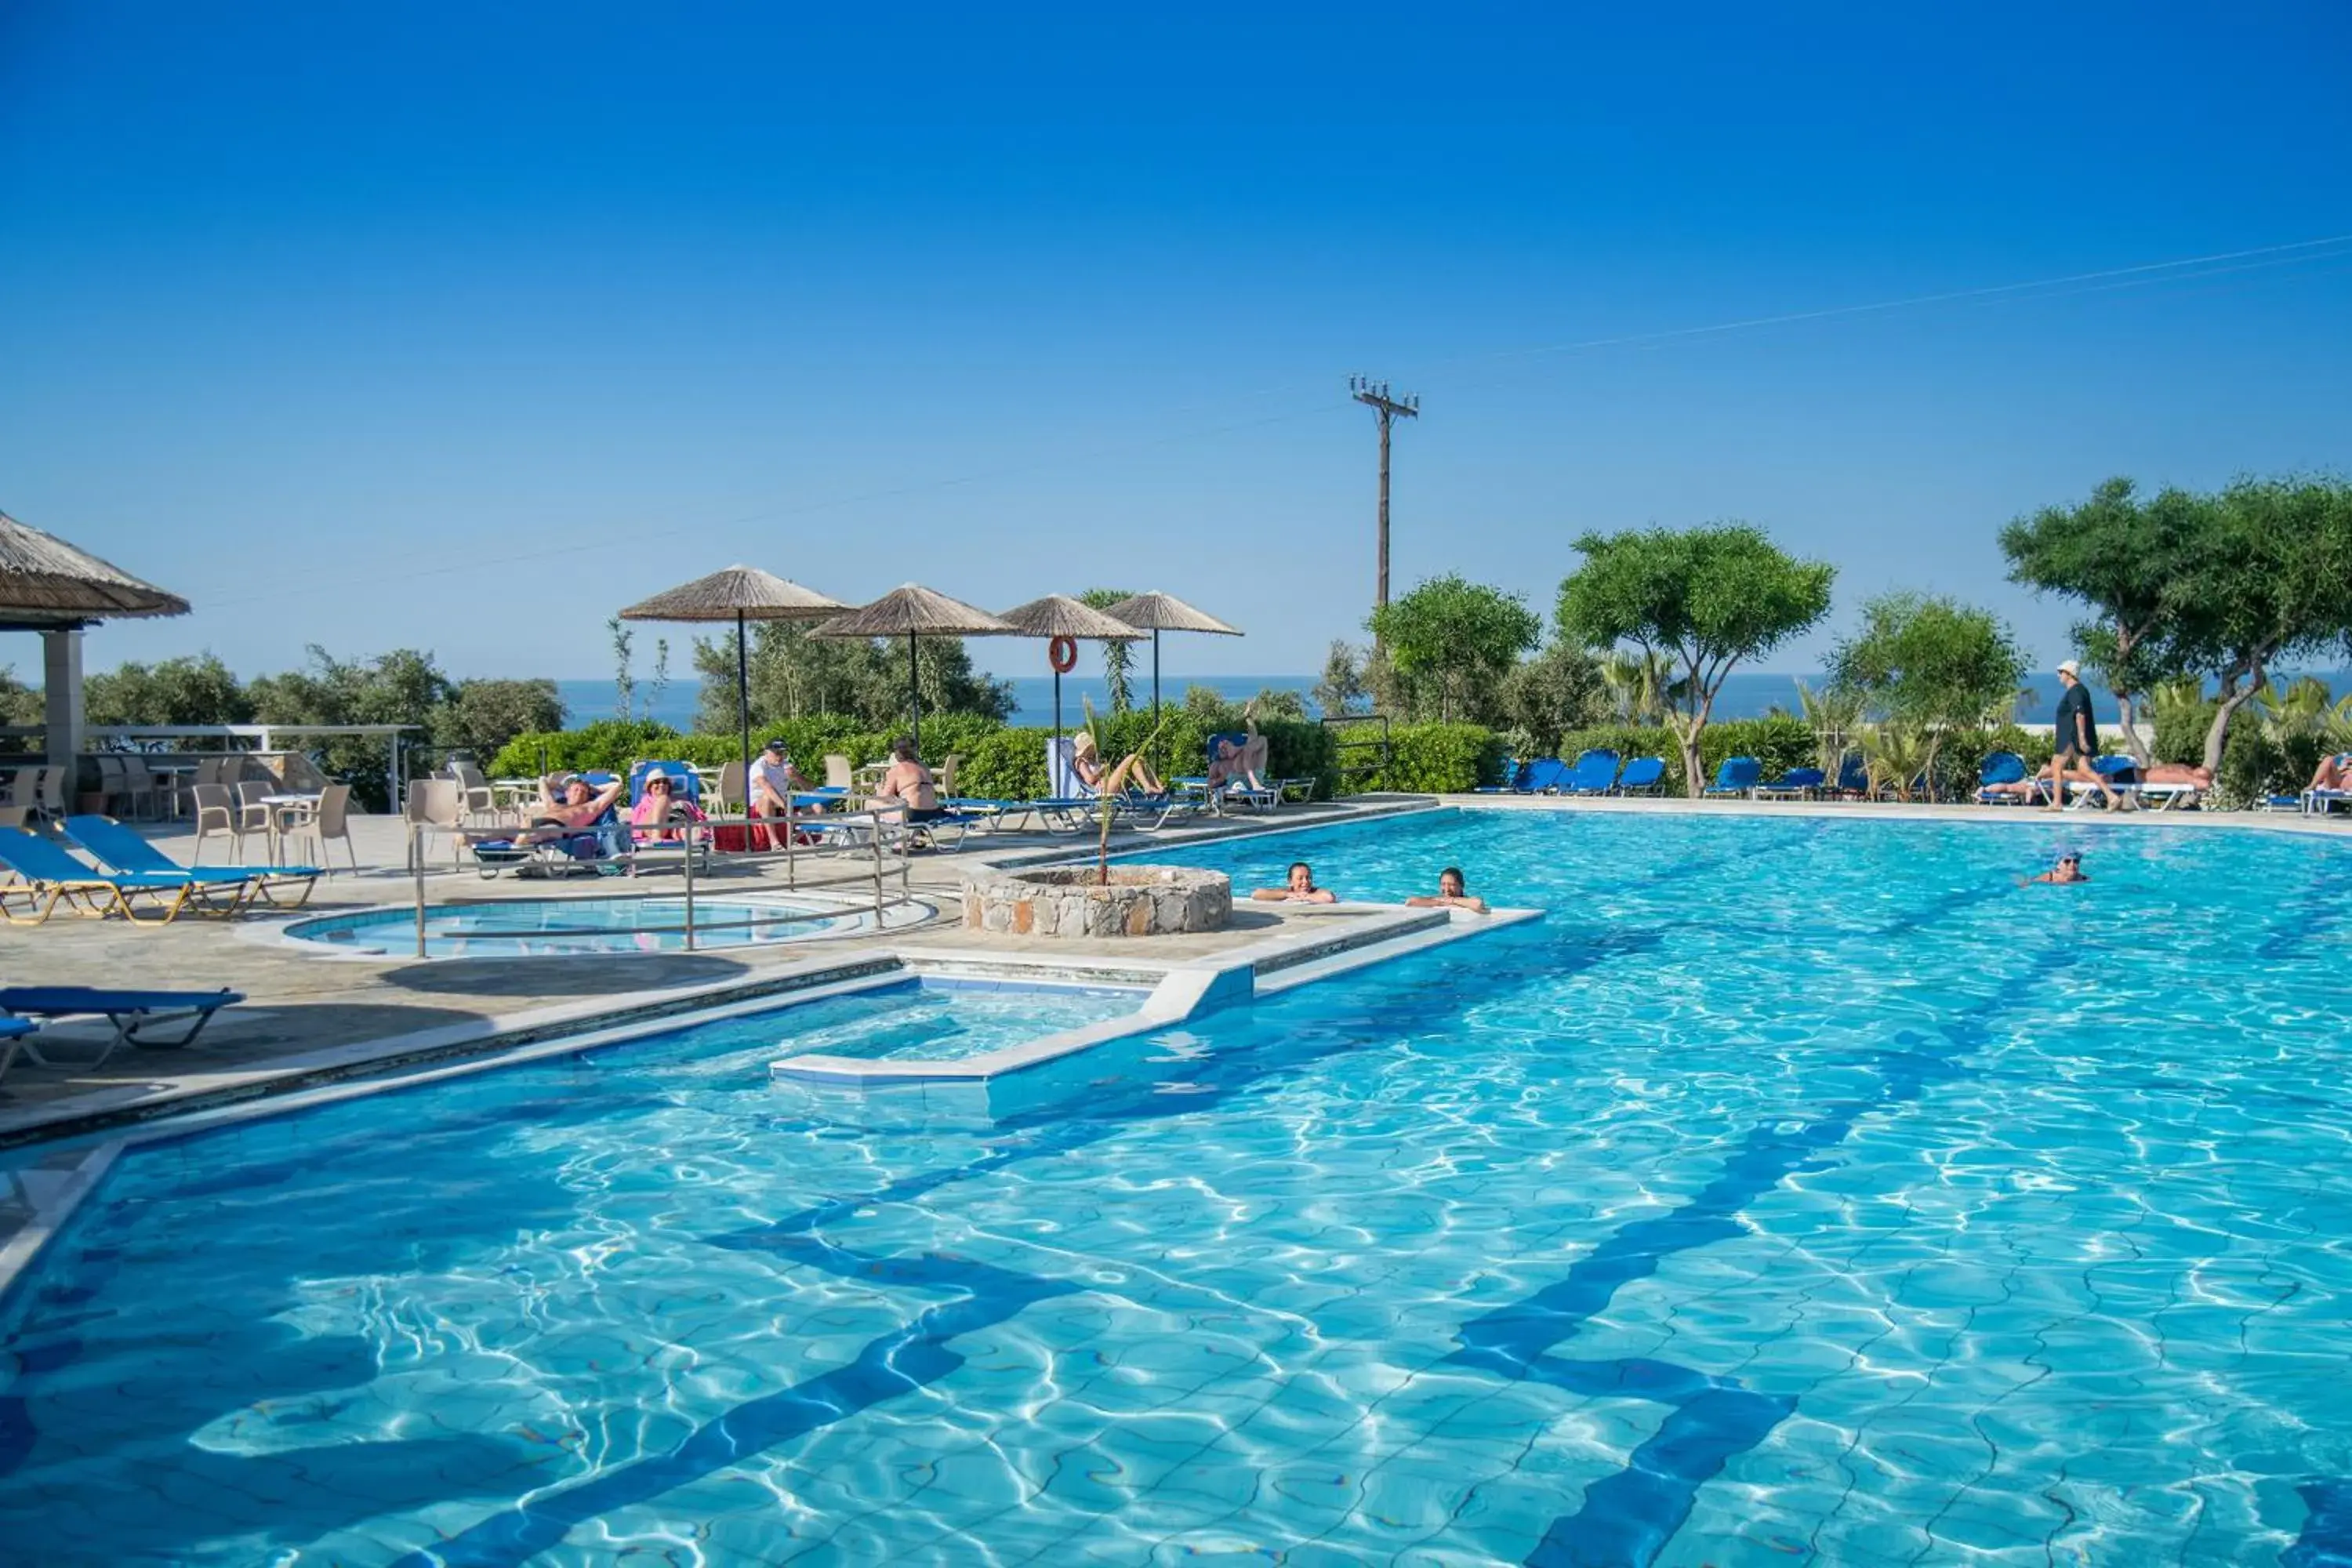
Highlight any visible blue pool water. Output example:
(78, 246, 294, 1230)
(768, 978, 1142, 1065)
(7, 808, 2352, 1563)
(287, 894, 927, 957)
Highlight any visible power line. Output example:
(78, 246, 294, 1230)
(179, 231, 2352, 611)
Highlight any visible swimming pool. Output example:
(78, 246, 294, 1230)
(7, 809, 2352, 1563)
(767, 977, 1145, 1065)
(284, 892, 930, 957)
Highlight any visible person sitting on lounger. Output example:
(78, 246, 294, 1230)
(2310, 753, 2352, 792)
(1407, 866, 1489, 914)
(629, 772, 706, 844)
(869, 739, 946, 823)
(1252, 861, 1336, 904)
(2020, 851, 2089, 886)
(1071, 731, 1166, 797)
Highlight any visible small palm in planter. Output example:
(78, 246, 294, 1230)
(1081, 698, 1167, 885)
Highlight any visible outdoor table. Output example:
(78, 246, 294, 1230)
(141, 758, 200, 817)
(259, 791, 322, 864)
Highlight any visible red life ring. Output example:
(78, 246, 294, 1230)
(1047, 636, 1079, 674)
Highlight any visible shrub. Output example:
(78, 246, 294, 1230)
(2215, 724, 2321, 808)
(1347, 723, 1507, 793)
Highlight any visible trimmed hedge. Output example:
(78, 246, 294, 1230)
(485, 713, 1340, 804)
(1348, 723, 1509, 793)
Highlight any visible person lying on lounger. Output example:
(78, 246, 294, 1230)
(1251, 861, 1336, 904)
(2020, 851, 2089, 886)
(501, 773, 626, 848)
(1406, 866, 1489, 914)
(2140, 763, 2214, 787)
(869, 739, 946, 824)
(1072, 731, 1165, 796)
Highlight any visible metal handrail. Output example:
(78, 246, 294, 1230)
(403, 802, 916, 960)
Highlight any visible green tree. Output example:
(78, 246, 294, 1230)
(1366, 574, 1541, 724)
(1250, 686, 1309, 720)
(82, 653, 252, 727)
(2164, 476, 2352, 773)
(1999, 477, 2210, 765)
(607, 616, 636, 721)
(0, 664, 44, 727)
(249, 646, 459, 809)
(1557, 524, 1834, 797)
(696, 622, 1014, 735)
(1497, 642, 1603, 758)
(436, 678, 566, 761)
(1078, 587, 1139, 713)
(1794, 679, 1867, 778)
(1828, 592, 2027, 797)
(1596, 649, 1676, 724)
(1312, 640, 1368, 718)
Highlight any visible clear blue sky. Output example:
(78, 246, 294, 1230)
(4, 2, 2348, 686)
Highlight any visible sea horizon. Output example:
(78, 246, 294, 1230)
(547, 670, 2279, 734)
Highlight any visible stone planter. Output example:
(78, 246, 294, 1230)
(962, 865, 1231, 939)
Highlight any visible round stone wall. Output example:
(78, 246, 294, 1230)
(961, 866, 1232, 939)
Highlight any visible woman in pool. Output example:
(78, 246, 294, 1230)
(2021, 851, 2089, 886)
(1251, 861, 1336, 904)
(1407, 866, 1489, 914)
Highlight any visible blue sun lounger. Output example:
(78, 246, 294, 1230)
(1975, 751, 2034, 805)
(0, 1016, 33, 1086)
(1563, 749, 1622, 795)
(63, 815, 318, 908)
(0, 985, 245, 1070)
(1704, 757, 1763, 797)
(0, 826, 209, 925)
(1615, 757, 1667, 794)
(1755, 766, 1825, 800)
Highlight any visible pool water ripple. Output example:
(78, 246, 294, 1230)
(7, 811, 2352, 1563)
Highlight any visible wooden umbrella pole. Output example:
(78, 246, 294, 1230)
(908, 631, 921, 754)
(735, 609, 751, 783)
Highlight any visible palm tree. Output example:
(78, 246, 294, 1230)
(1862, 722, 1935, 802)
(1795, 680, 1867, 779)
(1599, 650, 1675, 726)
(2256, 675, 2333, 745)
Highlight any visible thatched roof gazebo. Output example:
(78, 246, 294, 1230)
(1101, 590, 1242, 719)
(0, 510, 191, 760)
(808, 585, 1014, 754)
(619, 565, 849, 780)
(996, 594, 1142, 740)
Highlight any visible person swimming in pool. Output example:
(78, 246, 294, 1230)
(2020, 851, 2089, 886)
(1251, 861, 1336, 904)
(1406, 866, 1489, 914)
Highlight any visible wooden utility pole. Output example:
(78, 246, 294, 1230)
(1350, 376, 1419, 613)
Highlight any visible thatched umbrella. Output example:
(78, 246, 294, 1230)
(996, 594, 1142, 741)
(808, 584, 1014, 755)
(618, 565, 849, 782)
(0, 510, 191, 763)
(0, 510, 190, 623)
(1101, 591, 1242, 720)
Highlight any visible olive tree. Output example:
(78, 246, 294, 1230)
(1556, 524, 1834, 797)
(1999, 477, 2209, 765)
(2166, 476, 2352, 773)
(1828, 592, 2027, 797)
(1366, 574, 1541, 724)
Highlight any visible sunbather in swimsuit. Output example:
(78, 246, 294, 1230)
(2310, 754, 2352, 792)
(506, 774, 625, 848)
(1072, 732, 1165, 796)
(869, 742, 946, 823)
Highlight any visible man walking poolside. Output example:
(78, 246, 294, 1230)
(2048, 659, 2120, 811)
